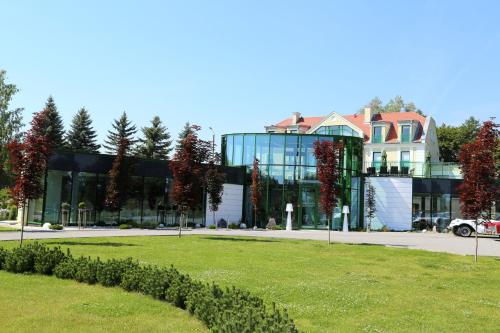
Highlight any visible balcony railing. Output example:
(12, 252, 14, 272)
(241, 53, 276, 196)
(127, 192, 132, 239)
(364, 161, 462, 179)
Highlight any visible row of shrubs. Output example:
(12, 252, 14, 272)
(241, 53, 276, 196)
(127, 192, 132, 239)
(0, 243, 298, 332)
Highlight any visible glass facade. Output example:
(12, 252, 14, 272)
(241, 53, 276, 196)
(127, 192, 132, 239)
(314, 125, 360, 137)
(222, 133, 364, 229)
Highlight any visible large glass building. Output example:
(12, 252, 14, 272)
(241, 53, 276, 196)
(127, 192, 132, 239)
(222, 133, 364, 229)
(26, 151, 244, 227)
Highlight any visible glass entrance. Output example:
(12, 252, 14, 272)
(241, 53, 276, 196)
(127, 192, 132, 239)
(299, 185, 319, 228)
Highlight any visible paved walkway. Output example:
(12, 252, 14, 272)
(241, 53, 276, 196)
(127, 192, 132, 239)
(1, 224, 499, 256)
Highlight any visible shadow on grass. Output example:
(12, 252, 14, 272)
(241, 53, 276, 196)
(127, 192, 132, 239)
(47, 241, 139, 247)
(201, 236, 278, 243)
(344, 242, 410, 248)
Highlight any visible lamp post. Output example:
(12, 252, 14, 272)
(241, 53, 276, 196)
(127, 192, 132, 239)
(285, 203, 293, 231)
(342, 205, 350, 232)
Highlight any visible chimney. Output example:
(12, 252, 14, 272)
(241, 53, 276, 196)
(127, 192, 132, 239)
(291, 112, 301, 125)
(364, 107, 373, 123)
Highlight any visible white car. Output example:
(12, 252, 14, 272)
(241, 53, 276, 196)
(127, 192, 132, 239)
(448, 218, 500, 237)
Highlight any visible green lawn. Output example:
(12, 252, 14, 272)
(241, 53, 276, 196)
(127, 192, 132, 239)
(0, 271, 207, 333)
(0, 226, 17, 232)
(1, 235, 500, 332)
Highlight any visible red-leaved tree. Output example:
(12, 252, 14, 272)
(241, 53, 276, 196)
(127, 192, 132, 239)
(205, 153, 225, 228)
(314, 140, 343, 244)
(170, 125, 210, 237)
(458, 120, 499, 262)
(7, 109, 51, 246)
(251, 158, 260, 228)
(105, 138, 131, 220)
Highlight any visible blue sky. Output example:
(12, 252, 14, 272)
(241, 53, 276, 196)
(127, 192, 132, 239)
(1, 0, 499, 144)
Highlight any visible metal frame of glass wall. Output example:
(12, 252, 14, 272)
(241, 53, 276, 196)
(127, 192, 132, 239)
(221, 133, 363, 229)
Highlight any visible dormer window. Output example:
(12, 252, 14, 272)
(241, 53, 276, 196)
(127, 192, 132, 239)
(372, 126, 383, 143)
(401, 125, 411, 143)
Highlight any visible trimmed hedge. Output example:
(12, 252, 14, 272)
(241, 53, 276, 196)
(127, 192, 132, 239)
(0, 242, 298, 333)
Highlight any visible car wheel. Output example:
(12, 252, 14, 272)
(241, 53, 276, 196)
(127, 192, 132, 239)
(457, 225, 473, 237)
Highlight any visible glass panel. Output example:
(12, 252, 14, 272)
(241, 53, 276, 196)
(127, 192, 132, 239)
(74, 172, 97, 225)
(269, 165, 284, 185)
(400, 151, 410, 169)
(284, 135, 298, 165)
(232, 135, 243, 165)
(143, 177, 166, 223)
(224, 136, 233, 166)
(451, 197, 462, 220)
(300, 185, 318, 227)
(44, 170, 73, 225)
(243, 134, 256, 165)
(255, 134, 269, 164)
(120, 176, 143, 224)
(432, 193, 451, 232)
(300, 135, 318, 167)
(372, 152, 382, 171)
(269, 135, 285, 165)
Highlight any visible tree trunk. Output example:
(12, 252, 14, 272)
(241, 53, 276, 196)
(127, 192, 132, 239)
(212, 210, 216, 229)
(254, 208, 257, 229)
(328, 217, 331, 245)
(178, 212, 183, 238)
(474, 218, 478, 263)
(20, 202, 26, 247)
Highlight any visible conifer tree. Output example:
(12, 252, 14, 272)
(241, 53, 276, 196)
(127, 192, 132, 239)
(66, 107, 100, 153)
(176, 122, 194, 149)
(33, 96, 65, 149)
(103, 111, 137, 155)
(135, 116, 172, 159)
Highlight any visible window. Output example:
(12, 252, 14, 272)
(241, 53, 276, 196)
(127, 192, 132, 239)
(372, 127, 383, 143)
(401, 125, 411, 143)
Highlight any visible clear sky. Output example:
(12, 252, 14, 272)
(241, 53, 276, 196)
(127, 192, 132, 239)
(1, 0, 499, 145)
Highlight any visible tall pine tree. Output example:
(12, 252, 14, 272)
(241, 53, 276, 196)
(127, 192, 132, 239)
(135, 116, 172, 159)
(33, 96, 65, 149)
(66, 107, 101, 153)
(103, 111, 137, 155)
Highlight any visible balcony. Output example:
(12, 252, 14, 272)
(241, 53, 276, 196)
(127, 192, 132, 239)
(364, 161, 462, 179)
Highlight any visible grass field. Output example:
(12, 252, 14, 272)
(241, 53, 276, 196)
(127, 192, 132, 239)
(1, 235, 500, 332)
(0, 271, 206, 333)
(0, 226, 18, 232)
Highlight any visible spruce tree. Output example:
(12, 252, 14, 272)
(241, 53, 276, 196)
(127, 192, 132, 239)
(66, 107, 101, 153)
(135, 116, 172, 159)
(176, 122, 194, 149)
(33, 96, 65, 149)
(102, 111, 137, 155)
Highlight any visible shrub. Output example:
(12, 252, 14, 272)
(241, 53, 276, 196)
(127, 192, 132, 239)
(4, 242, 40, 273)
(0, 243, 298, 332)
(34, 244, 67, 275)
(8, 205, 17, 220)
(208, 224, 216, 229)
(140, 222, 158, 230)
(271, 225, 284, 230)
(0, 247, 7, 269)
(119, 223, 132, 229)
(228, 223, 239, 229)
(78, 202, 86, 209)
(49, 224, 63, 230)
(96, 258, 139, 287)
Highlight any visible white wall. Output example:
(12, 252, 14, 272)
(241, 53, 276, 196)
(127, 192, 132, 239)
(364, 177, 413, 231)
(205, 183, 243, 226)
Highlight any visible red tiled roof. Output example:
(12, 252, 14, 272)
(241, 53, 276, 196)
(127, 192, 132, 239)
(273, 116, 325, 130)
(344, 112, 426, 142)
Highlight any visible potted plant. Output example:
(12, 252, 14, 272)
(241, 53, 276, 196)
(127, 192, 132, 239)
(380, 150, 388, 174)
